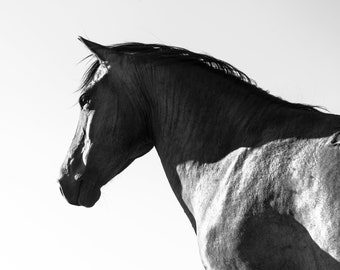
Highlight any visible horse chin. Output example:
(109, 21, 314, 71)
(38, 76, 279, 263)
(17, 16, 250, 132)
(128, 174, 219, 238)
(78, 183, 101, 208)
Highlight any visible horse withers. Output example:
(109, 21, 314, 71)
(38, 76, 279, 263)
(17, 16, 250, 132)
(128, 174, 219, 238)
(59, 38, 340, 269)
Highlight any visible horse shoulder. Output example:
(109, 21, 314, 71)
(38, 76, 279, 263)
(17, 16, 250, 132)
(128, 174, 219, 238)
(177, 138, 338, 269)
(293, 134, 340, 263)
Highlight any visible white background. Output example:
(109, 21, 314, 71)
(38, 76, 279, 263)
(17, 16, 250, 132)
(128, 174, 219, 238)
(1, 1, 340, 269)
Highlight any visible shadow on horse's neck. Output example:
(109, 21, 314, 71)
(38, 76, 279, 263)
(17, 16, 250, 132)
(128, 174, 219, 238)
(135, 61, 340, 232)
(144, 63, 339, 167)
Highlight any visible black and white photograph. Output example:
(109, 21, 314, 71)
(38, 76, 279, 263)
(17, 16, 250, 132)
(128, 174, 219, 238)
(1, 1, 340, 269)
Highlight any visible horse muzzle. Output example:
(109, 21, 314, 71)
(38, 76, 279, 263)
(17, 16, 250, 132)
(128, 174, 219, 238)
(58, 176, 81, 206)
(59, 174, 101, 207)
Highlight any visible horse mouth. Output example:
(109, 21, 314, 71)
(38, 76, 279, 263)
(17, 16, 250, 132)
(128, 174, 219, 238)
(58, 176, 101, 208)
(78, 180, 101, 207)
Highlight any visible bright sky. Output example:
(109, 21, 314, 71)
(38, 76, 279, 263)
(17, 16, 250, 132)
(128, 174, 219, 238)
(1, 1, 340, 269)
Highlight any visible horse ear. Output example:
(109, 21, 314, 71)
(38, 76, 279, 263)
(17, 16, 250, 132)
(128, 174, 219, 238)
(78, 36, 109, 62)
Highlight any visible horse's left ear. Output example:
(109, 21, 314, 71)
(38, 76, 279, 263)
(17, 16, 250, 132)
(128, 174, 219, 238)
(78, 36, 109, 62)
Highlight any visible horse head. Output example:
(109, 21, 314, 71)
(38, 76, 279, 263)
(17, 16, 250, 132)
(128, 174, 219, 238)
(58, 38, 153, 207)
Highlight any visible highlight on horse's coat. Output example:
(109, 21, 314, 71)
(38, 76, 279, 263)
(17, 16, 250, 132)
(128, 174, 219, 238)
(59, 37, 340, 269)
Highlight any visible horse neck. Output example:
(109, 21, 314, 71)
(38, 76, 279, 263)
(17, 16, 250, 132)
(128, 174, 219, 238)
(146, 64, 325, 166)
(138, 63, 337, 230)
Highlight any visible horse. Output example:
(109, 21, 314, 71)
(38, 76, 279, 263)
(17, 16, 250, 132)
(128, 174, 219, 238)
(58, 37, 340, 270)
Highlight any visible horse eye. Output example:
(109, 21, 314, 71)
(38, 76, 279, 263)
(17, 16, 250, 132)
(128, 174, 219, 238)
(79, 94, 91, 108)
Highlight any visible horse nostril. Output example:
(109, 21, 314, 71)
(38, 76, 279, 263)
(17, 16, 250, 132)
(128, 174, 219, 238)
(59, 186, 65, 197)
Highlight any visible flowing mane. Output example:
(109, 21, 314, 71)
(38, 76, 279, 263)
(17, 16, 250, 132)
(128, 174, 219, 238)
(80, 42, 318, 112)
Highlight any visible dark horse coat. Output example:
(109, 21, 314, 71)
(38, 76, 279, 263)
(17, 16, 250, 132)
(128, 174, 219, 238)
(59, 38, 340, 269)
